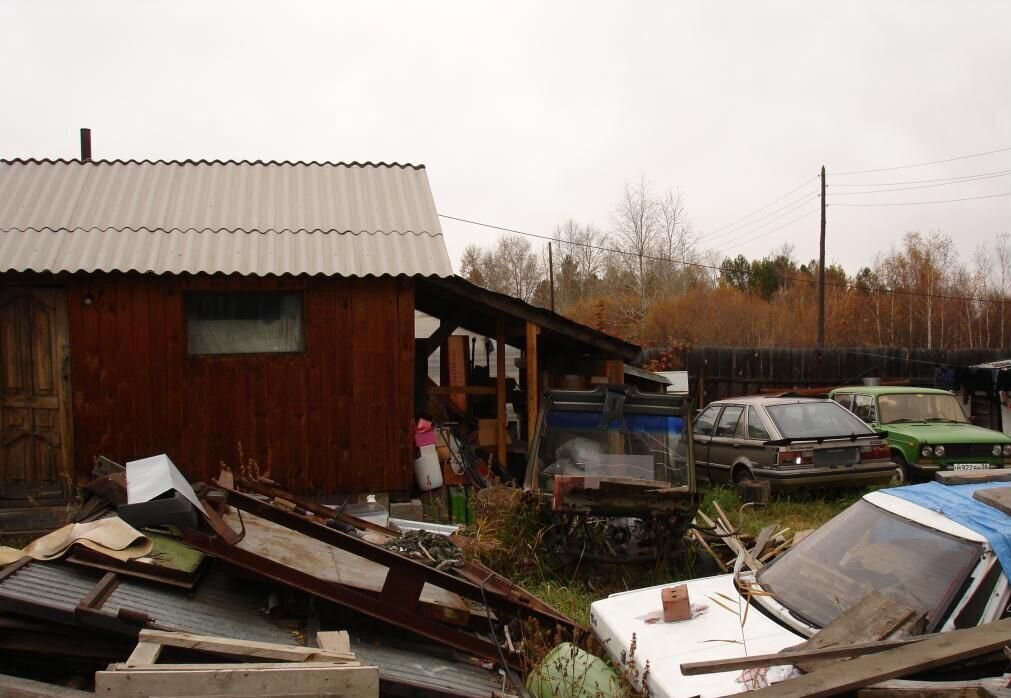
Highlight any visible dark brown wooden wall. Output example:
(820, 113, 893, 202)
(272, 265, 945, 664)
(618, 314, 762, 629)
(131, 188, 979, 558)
(56, 272, 414, 495)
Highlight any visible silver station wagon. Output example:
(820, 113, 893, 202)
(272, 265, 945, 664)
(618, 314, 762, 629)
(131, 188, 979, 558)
(689, 395, 896, 489)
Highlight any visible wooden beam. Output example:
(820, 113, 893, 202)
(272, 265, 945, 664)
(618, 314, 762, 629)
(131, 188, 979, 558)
(680, 637, 922, 676)
(138, 629, 357, 663)
(95, 664, 379, 698)
(606, 359, 624, 385)
(742, 617, 1011, 698)
(526, 322, 539, 442)
(424, 320, 458, 357)
(858, 678, 1008, 697)
(427, 386, 497, 396)
(496, 318, 508, 468)
(0, 673, 95, 698)
(126, 641, 164, 666)
(318, 630, 352, 655)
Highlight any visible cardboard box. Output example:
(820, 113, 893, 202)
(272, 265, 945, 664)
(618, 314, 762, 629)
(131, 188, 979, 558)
(477, 419, 511, 447)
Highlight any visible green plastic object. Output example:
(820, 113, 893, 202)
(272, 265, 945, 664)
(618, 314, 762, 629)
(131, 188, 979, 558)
(464, 486, 475, 525)
(448, 486, 467, 524)
(526, 642, 620, 698)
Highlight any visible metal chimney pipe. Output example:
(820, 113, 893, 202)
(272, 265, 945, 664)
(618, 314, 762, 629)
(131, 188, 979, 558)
(80, 128, 92, 162)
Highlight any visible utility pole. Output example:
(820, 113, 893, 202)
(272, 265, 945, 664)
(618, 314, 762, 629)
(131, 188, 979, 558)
(817, 165, 826, 348)
(548, 242, 556, 312)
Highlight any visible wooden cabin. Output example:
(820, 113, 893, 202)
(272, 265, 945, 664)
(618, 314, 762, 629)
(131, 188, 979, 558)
(0, 154, 641, 527)
(0, 156, 452, 511)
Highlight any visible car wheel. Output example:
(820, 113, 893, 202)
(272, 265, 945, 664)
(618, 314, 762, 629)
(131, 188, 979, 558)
(891, 452, 909, 486)
(733, 467, 755, 485)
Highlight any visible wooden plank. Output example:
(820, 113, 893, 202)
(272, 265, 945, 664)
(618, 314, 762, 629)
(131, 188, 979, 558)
(750, 524, 778, 559)
(680, 637, 922, 676)
(936, 468, 1011, 485)
(108, 661, 361, 671)
(526, 322, 539, 442)
(689, 528, 728, 574)
(126, 640, 164, 666)
(317, 630, 351, 655)
(138, 629, 356, 663)
(96, 664, 379, 698)
(0, 673, 95, 698)
(742, 617, 1011, 698)
(972, 485, 1011, 515)
(427, 386, 497, 396)
(496, 318, 508, 469)
(395, 277, 415, 493)
(795, 591, 917, 673)
(858, 678, 1009, 697)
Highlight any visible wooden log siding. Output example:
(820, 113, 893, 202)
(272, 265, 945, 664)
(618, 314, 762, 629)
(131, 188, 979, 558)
(61, 272, 414, 495)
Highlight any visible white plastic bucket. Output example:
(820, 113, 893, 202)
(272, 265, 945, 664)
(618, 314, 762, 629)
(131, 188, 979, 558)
(414, 444, 444, 491)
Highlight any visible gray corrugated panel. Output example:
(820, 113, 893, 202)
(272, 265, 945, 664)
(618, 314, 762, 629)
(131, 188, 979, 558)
(0, 159, 453, 278)
(0, 562, 100, 611)
(0, 228, 452, 277)
(103, 567, 296, 645)
(352, 639, 507, 697)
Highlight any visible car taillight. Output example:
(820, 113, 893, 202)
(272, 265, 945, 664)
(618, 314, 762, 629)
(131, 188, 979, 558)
(860, 442, 891, 461)
(778, 449, 814, 465)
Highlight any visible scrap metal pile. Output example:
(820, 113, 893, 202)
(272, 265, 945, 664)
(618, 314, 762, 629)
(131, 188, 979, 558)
(0, 453, 580, 697)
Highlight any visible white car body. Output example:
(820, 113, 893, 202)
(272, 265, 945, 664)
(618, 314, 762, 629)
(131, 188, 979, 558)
(590, 490, 1008, 698)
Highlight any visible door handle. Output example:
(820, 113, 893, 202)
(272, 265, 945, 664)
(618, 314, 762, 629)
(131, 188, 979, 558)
(732, 444, 741, 449)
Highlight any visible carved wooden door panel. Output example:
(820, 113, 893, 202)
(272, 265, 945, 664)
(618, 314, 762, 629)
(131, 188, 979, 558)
(0, 287, 72, 503)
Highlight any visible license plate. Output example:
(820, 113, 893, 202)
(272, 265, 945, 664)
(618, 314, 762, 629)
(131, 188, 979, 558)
(952, 464, 989, 471)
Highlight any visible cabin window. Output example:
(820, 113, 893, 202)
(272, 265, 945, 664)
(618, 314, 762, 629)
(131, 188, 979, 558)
(185, 292, 305, 355)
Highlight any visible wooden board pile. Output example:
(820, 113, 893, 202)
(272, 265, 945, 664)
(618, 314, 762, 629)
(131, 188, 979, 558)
(690, 501, 812, 573)
(680, 592, 1011, 697)
(96, 629, 377, 698)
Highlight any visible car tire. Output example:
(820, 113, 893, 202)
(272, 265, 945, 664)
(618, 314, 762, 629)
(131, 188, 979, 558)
(891, 452, 909, 486)
(733, 466, 755, 485)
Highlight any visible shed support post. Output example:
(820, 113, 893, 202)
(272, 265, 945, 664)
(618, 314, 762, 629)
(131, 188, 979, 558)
(606, 360, 624, 385)
(496, 318, 508, 468)
(525, 322, 539, 442)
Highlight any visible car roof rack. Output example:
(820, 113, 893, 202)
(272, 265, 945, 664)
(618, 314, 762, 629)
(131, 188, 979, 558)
(935, 468, 1011, 486)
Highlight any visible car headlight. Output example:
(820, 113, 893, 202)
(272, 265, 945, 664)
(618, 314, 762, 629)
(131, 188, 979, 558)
(994, 445, 1003, 457)
(921, 446, 932, 458)
(1003, 445, 1011, 457)
(933, 445, 945, 457)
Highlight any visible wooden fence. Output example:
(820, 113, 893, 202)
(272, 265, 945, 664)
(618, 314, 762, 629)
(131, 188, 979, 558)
(642, 346, 1008, 406)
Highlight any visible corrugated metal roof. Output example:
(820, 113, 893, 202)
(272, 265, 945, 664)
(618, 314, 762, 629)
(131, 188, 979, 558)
(0, 159, 452, 277)
(0, 560, 296, 645)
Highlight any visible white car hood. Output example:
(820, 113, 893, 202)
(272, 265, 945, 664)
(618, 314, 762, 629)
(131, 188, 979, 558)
(590, 574, 803, 698)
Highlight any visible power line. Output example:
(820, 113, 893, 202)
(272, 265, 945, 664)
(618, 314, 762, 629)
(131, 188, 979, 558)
(833, 146, 1011, 176)
(696, 175, 818, 240)
(830, 191, 1011, 207)
(438, 212, 1011, 306)
(829, 171, 1011, 195)
(697, 191, 819, 243)
(701, 201, 818, 252)
(830, 168, 1011, 187)
(708, 206, 819, 251)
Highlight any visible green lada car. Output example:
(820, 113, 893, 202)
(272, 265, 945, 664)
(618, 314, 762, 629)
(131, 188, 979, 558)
(829, 386, 1011, 483)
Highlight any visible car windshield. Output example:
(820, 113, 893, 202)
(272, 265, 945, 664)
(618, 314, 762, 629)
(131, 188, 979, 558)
(878, 393, 969, 424)
(765, 401, 874, 439)
(536, 410, 688, 489)
(757, 500, 981, 629)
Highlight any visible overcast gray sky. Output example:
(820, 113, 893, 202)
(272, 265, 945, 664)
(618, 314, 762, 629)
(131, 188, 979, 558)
(2, 1, 1009, 274)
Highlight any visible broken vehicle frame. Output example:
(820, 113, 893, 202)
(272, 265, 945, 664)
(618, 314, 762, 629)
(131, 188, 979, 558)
(523, 385, 701, 563)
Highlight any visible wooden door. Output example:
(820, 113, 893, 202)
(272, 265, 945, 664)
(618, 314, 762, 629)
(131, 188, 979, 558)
(0, 287, 72, 503)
